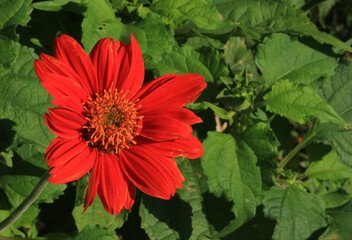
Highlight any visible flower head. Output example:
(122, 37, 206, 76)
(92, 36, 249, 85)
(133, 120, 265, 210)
(34, 34, 206, 215)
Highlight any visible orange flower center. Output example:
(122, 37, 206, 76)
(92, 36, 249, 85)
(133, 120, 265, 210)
(82, 88, 142, 154)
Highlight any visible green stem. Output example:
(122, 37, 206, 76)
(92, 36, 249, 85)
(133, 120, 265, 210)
(0, 171, 50, 233)
(278, 123, 318, 172)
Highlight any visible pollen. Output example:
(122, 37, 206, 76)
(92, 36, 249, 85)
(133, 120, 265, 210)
(82, 88, 143, 154)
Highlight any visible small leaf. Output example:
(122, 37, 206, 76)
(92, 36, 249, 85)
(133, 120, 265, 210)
(256, 33, 337, 85)
(263, 185, 327, 240)
(264, 80, 345, 126)
(305, 150, 352, 180)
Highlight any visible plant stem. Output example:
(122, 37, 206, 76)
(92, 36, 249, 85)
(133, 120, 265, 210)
(0, 171, 50, 233)
(278, 123, 318, 172)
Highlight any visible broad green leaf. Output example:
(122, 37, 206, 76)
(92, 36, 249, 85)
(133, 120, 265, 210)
(320, 201, 352, 240)
(263, 185, 327, 240)
(240, 122, 279, 190)
(81, 0, 147, 53)
(0, 35, 21, 72)
(15, 144, 47, 170)
(0, 175, 66, 207)
(0, 45, 54, 151)
(72, 176, 128, 232)
(320, 60, 352, 124)
(256, 34, 337, 85)
(0, 0, 32, 29)
(264, 80, 345, 126)
(70, 224, 118, 240)
(210, 0, 352, 52)
(176, 158, 214, 239)
(316, 61, 352, 166)
(146, 45, 214, 83)
(305, 150, 352, 180)
(201, 132, 262, 237)
(135, 18, 176, 61)
(148, 0, 224, 30)
(139, 199, 180, 240)
(32, 0, 87, 11)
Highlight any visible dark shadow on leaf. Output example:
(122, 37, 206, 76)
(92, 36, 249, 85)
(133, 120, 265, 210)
(142, 193, 192, 240)
(0, 119, 16, 152)
(202, 191, 234, 232)
(221, 205, 275, 240)
(0, 188, 12, 210)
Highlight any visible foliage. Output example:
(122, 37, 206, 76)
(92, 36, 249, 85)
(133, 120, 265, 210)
(1, 0, 352, 239)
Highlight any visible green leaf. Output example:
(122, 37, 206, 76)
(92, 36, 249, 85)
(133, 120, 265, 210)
(148, 0, 224, 30)
(135, 18, 176, 60)
(139, 198, 180, 240)
(81, 0, 147, 53)
(264, 80, 345, 126)
(240, 122, 280, 190)
(32, 0, 87, 12)
(146, 45, 214, 83)
(201, 132, 262, 237)
(315, 124, 352, 166)
(263, 185, 327, 240)
(210, 0, 352, 52)
(70, 224, 119, 240)
(72, 176, 128, 232)
(320, 201, 352, 240)
(139, 157, 213, 240)
(0, 34, 21, 72)
(0, 44, 54, 151)
(315, 61, 352, 166)
(0, 0, 32, 29)
(0, 175, 66, 207)
(256, 34, 338, 85)
(176, 158, 214, 239)
(320, 60, 352, 124)
(305, 150, 352, 180)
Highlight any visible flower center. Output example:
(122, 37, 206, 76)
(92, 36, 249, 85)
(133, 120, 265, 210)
(82, 88, 142, 154)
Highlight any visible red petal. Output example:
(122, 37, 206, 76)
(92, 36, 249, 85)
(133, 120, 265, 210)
(120, 145, 184, 199)
(45, 137, 87, 167)
(136, 74, 206, 107)
(84, 153, 102, 213)
(53, 35, 97, 93)
(44, 108, 86, 139)
(97, 153, 135, 215)
(48, 143, 95, 184)
(35, 60, 87, 103)
(117, 34, 145, 98)
(34, 53, 90, 100)
(141, 116, 192, 141)
(136, 135, 203, 159)
(51, 96, 83, 113)
(89, 38, 119, 92)
(139, 106, 202, 125)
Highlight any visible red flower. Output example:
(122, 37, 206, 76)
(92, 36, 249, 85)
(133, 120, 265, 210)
(34, 34, 206, 215)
